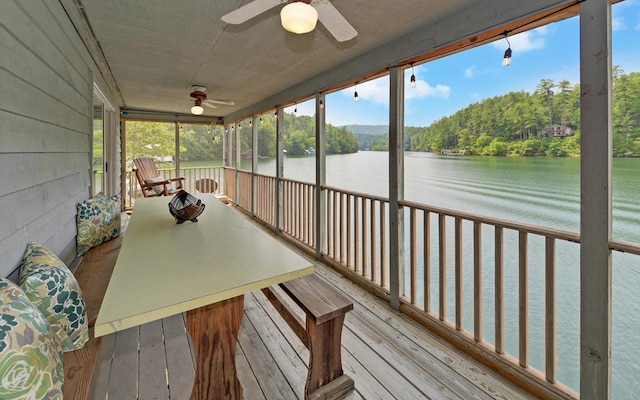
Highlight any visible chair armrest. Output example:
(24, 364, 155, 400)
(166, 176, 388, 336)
(140, 180, 170, 189)
(140, 180, 171, 196)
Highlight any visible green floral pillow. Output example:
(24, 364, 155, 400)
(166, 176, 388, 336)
(19, 242, 89, 352)
(0, 279, 64, 399)
(76, 193, 121, 256)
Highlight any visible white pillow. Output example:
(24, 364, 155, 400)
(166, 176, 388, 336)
(145, 176, 167, 195)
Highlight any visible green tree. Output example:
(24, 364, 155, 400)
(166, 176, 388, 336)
(126, 121, 178, 166)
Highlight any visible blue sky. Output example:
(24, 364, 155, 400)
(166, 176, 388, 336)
(288, 1, 640, 127)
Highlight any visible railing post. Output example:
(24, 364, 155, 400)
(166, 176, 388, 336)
(315, 93, 326, 257)
(251, 116, 258, 216)
(234, 122, 241, 206)
(580, 0, 613, 398)
(276, 107, 285, 231)
(388, 65, 405, 310)
(174, 122, 180, 177)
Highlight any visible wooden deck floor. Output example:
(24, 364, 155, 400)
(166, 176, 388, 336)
(238, 264, 533, 400)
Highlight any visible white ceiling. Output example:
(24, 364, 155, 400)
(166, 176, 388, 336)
(76, 0, 577, 120)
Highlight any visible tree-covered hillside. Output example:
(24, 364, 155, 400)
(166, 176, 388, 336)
(374, 69, 640, 157)
(249, 113, 359, 156)
(126, 111, 360, 165)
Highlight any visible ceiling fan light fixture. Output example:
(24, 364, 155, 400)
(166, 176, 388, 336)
(280, 2, 318, 34)
(191, 98, 204, 115)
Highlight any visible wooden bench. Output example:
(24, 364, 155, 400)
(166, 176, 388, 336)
(262, 273, 355, 400)
(63, 235, 122, 399)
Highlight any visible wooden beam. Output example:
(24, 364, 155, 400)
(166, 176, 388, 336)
(276, 107, 285, 230)
(388, 66, 404, 310)
(579, 0, 613, 398)
(251, 116, 258, 216)
(315, 93, 326, 258)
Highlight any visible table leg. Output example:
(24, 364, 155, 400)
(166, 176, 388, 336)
(186, 295, 244, 400)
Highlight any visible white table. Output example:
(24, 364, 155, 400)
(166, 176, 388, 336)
(95, 194, 314, 399)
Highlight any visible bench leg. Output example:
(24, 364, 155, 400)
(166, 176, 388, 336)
(186, 295, 244, 400)
(305, 314, 354, 400)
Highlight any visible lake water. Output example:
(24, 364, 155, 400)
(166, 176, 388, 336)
(256, 151, 640, 398)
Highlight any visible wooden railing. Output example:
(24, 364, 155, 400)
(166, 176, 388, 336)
(125, 166, 224, 208)
(324, 186, 389, 290)
(397, 200, 580, 391)
(236, 170, 252, 211)
(255, 174, 277, 226)
(177, 167, 640, 399)
(282, 178, 316, 248)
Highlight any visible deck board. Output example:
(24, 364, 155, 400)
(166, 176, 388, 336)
(162, 313, 195, 399)
(139, 319, 169, 400)
(314, 267, 531, 400)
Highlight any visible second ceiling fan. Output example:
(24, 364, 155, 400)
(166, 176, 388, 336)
(221, 0, 357, 42)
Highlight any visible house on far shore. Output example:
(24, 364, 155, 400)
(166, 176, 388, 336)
(545, 124, 574, 137)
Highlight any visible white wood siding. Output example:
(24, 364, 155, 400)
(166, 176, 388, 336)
(0, 0, 120, 276)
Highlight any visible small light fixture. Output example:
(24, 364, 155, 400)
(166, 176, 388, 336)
(354, 82, 359, 102)
(280, 2, 318, 35)
(319, 99, 324, 109)
(191, 99, 204, 115)
(260, 117, 263, 123)
(190, 87, 207, 115)
(249, 119, 252, 126)
(294, 103, 297, 114)
(502, 32, 512, 67)
(410, 63, 417, 88)
(275, 112, 278, 119)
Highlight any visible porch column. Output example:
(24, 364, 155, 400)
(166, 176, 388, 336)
(251, 116, 258, 216)
(580, 1, 613, 399)
(315, 92, 326, 258)
(174, 122, 180, 176)
(276, 107, 285, 230)
(235, 123, 241, 204)
(389, 66, 405, 310)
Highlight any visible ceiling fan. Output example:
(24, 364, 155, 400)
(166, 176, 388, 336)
(221, 0, 357, 42)
(189, 85, 234, 115)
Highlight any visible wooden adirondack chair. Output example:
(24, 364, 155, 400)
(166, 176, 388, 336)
(133, 157, 185, 197)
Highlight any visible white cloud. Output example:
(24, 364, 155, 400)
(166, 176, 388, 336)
(612, 17, 626, 31)
(492, 26, 548, 53)
(340, 70, 451, 105)
(464, 66, 476, 78)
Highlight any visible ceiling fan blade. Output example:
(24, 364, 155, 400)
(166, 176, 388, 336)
(313, 0, 357, 42)
(206, 99, 235, 106)
(202, 102, 217, 109)
(221, 0, 288, 25)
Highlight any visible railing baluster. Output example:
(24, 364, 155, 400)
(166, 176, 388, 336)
(340, 192, 345, 264)
(370, 198, 377, 284)
(333, 190, 338, 257)
(474, 221, 483, 342)
(347, 194, 352, 269)
(519, 231, 529, 368)
(455, 217, 463, 331)
(495, 226, 505, 354)
(545, 236, 556, 383)
(355, 196, 360, 274)
(439, 213, 447, 322)
(381, 201, 387, 289)
(424, 211, 431, 313)
(410, 207, 417, 304)
(361, 196, 367, 277)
